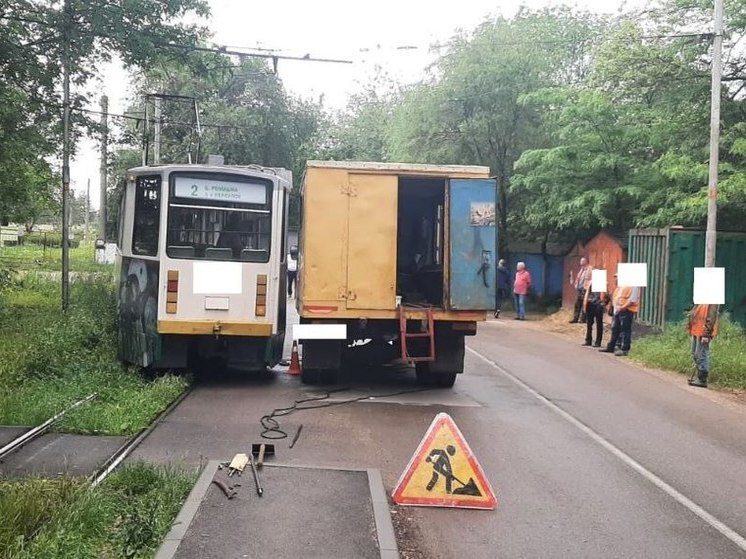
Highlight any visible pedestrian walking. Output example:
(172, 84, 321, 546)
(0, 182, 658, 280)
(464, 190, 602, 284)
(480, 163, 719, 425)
(569, 257, 592, 323)
(686, 304, 720, 388)
(495, 259, 510, 318)
(287, 246, 298, 298)
(582, 281, 607, 347)
(599, 276, 639, 356)
(513, 262, 531, 321)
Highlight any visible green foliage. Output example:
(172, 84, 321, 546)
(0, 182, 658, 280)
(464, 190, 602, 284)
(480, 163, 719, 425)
(632, 315, 746, 389)
(0, 478, 83, 558)
(0, 0, 209, 233)
(0, 243, 107, 272)
(1, 464, 197, 559)
(0, 274, 188, 434)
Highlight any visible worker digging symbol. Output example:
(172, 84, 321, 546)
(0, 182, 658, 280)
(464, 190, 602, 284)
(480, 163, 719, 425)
(425, 445, 482, 496)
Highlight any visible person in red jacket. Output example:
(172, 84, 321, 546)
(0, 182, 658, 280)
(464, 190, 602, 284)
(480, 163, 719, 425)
(513, 262, 531, 320)
(687, 304, 720, 388)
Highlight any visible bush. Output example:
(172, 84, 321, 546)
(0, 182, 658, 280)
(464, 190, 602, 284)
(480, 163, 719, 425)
(631, 314, 746, 390)
(22, 232, 80, 249)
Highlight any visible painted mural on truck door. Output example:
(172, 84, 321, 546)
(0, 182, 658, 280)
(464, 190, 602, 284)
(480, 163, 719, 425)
(449, 178, 497, 310)
(118, 257, 161, 367)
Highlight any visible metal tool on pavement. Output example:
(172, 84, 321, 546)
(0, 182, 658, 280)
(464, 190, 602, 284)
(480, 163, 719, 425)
(251, 443, 275, 468)
(212, 479, 237, 500)
(289, 424, 303, 449)
(248, 453, 263, 497)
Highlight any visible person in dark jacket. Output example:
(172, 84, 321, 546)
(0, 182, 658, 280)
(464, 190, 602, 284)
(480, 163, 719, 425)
(582, 280, 607, 347)
(495, 259, 510, 318)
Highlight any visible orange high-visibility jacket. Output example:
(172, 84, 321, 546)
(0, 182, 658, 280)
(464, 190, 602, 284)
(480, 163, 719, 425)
(687, 304, 720, 338)
(612, 286, 640, 313)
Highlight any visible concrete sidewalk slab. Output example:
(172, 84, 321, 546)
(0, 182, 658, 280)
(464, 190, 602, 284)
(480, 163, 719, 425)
(0, 433, 127, 478)
(157, 461, 399, 559)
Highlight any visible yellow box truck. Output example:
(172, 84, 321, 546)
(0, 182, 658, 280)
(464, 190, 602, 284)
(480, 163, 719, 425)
(296, 161, 497, 387)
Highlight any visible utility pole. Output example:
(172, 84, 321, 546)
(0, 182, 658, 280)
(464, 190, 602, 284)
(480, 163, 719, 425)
(153, 96, 161, 164)
(85, 178, 90, 240)
(705, 0, 724, 267)
(61, 0, 72, 311)
(99, 95, 108, 241)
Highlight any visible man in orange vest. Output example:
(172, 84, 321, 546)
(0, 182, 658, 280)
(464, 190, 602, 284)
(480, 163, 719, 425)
(599, 275, 640, 356)
(686, 304, 720, 388)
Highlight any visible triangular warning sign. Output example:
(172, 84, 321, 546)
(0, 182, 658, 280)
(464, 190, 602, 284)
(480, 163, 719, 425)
(392, 412, 497, 510)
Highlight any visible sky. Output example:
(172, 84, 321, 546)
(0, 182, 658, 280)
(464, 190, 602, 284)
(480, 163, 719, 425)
(72, 0, 649, 209)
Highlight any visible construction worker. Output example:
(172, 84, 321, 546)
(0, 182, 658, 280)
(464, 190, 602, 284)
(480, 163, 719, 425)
(569, 257, 592, 323)
(599, 275, 639, 356)
(686, 304, 720, 388)
(582, 277, 608, 347)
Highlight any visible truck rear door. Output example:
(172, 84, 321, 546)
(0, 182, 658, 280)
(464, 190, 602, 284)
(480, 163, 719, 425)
(346, 173, 398, 310)
(448, 178, 497, 310)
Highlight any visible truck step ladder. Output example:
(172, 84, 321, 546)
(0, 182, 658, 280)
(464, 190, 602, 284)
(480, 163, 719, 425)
(398, 306, 436, 363)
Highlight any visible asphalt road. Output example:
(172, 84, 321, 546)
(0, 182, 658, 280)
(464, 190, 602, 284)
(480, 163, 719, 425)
(132, 307, 746, 558)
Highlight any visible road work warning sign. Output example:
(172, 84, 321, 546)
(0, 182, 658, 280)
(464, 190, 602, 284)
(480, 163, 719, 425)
(392, 412, 497, 510)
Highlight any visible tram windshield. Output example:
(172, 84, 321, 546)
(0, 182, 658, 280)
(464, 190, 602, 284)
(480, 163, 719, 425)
(166, 172, 273, 262)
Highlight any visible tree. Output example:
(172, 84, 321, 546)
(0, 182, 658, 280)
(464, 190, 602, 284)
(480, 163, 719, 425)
(386, 8, 606, 254)
(0, 0, 209, 228)
(512, 16, 746, 236)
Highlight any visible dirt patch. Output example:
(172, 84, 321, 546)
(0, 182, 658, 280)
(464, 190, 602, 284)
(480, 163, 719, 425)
(390, 504, 433, 559)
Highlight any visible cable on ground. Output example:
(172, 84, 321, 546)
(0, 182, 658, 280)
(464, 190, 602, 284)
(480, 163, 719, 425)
(260, 386, 433, 440)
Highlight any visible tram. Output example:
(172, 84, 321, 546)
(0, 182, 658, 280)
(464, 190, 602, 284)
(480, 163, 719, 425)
(116, 162, 291, 371)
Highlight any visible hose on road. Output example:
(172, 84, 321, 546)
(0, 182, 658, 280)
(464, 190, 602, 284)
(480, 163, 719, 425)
(260, 386, 433, 440)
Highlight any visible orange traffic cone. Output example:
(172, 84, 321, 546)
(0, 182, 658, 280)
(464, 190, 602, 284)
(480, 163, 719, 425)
(287, 341, 301, 376)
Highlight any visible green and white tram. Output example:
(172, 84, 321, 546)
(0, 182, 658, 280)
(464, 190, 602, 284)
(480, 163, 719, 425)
(116, 163, 291, 371)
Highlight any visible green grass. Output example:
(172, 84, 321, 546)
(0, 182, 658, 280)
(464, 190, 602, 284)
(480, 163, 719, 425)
(0, 243, 109, 273)
(0, 272, 188, 435)
(0, 463, 197, 559)
(631, 315, 746, 390)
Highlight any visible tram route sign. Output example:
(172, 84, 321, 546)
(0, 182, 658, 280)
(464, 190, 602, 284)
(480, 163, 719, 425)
(392, 412, 497, 510)
(174, 176, 267, 204)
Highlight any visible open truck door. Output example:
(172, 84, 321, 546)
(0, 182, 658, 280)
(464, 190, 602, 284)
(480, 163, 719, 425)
(448, 178, 497, 310)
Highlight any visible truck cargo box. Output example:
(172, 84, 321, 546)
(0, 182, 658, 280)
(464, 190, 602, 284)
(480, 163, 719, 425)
(296, 161, 497, 387)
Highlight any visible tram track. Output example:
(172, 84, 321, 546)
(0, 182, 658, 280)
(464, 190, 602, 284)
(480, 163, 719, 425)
(0, 388, 192, 486)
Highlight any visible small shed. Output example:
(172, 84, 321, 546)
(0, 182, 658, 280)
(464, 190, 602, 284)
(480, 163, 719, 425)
(628, 228, 746, 328)
(563, 231, 627, 309)
(505, 241, 571, 299)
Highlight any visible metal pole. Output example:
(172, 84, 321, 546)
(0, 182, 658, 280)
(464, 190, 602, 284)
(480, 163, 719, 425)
(85, 178, 90, 240)
(705, 0, 724, 267)
(99, 95, 108, 241)
(153, 96, 161, 164)
(61, 0, 71, 311)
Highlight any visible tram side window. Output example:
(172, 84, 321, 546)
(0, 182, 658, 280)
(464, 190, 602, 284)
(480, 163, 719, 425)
(132, 176, 161, 256)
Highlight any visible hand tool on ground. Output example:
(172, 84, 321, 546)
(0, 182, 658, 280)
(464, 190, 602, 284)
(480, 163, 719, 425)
(227, 453, 249, 477)
(289, 424, 303, 449)
(248, 453, 263, 497)
(251, 443, 275, 468)
(211, 479, 236, 499)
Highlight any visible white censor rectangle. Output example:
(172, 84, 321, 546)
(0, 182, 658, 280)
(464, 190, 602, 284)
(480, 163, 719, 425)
(192, 262, 243, 294)
(591, 269, 607, 293)
(617, 263, 647, 287)
(293, 324, 347, 340)
(693, 267, 725, 304)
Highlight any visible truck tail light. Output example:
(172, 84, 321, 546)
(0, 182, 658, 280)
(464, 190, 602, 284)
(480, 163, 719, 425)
(255, 274, 267, 316)
(166, 270, 178, 314)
